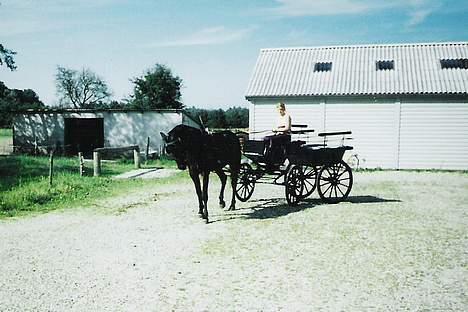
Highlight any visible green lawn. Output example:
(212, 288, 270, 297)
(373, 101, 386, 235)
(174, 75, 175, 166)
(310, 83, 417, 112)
(0, 155, 179, 218)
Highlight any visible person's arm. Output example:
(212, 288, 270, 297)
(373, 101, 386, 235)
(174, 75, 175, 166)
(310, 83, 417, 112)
(284, 115, 291, 132)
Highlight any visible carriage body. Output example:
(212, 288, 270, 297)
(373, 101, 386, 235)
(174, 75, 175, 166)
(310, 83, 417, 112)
(236, 127, 354, 205)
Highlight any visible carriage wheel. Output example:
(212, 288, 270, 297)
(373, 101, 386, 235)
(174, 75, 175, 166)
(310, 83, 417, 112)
(235, 163, 256, 202)
(285, 165, 304, 206)
(298, 166, 317, 199)
(317, 160, 353, 204)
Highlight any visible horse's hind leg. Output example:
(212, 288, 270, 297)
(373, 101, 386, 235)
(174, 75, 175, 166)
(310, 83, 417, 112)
(215, 169, 227, 208)
(228, 166, 239, 211)
(202, 172, 210, 223)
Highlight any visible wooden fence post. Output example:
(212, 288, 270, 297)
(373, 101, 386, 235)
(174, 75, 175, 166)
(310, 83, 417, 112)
(93, 151, 101, 176)
(134, 148, 141, 169)
(145, 137, 150, 165)
(78, 152, 85, 176)
(49, 150, 54, 187)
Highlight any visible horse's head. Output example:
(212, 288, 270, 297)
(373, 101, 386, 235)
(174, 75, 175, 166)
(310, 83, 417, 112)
(160, 125, 199, 170)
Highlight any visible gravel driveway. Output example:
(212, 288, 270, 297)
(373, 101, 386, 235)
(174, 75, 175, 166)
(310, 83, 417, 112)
(0, 171, 467, 311)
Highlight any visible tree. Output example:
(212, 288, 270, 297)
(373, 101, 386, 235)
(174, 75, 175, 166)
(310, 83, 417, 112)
(0, 44, 17, 71)
(225, 106, 248, 128)
(185, 106, 249, 129)
(130, 64, 183, 109)
(0, 81, 45, 127)
(55, 66, 111, 109)
(207, 109, 226, 129)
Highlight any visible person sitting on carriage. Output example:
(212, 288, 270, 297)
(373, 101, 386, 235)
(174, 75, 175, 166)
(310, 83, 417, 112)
(263, 102, 292, 166)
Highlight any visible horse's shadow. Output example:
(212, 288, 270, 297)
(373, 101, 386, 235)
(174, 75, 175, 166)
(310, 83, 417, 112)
(210, 195, 401, 223)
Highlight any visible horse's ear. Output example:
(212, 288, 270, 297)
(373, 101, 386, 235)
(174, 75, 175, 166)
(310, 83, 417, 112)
(160, 132, 168, 142)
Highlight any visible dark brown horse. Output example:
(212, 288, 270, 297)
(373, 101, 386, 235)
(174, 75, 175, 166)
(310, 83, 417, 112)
(160, 125, 241, 223)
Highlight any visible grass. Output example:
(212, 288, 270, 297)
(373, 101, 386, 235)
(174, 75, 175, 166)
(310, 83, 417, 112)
(0, 154, 180, 218)
(0, 128, 12, 137)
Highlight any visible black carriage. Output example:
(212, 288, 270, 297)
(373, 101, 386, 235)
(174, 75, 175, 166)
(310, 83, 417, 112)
(235, 125, 354, 206)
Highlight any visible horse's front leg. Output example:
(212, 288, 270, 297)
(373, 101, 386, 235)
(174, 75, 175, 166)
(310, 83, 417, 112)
(215, 169, 227, 208)
(202, 171, 210, 223)
(228, 166, 239, 211)
(189, 169, 204, 216)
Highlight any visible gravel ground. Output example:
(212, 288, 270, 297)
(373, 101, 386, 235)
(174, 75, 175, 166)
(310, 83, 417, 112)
(0, 171, 467, 311)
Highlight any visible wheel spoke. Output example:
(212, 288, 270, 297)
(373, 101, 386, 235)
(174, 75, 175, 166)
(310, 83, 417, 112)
(322, 183, 333, 196)
(336, 185, 345, 196)
(338, 181, 349, 188)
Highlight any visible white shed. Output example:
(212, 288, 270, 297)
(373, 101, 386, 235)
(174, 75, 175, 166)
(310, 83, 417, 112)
(13, 109, 200, 156)
(245, 42, 468, 170)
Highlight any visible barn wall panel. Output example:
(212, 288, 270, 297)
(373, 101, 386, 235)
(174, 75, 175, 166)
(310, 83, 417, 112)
(13, 113, 65, 153)
(399, 102, 468, 170)
(325, 99, 397, 169)
(104, 112, 182, 153)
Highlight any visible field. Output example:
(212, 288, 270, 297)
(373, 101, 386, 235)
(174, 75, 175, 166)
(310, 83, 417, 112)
(0, 154, 178, 218)
(0, 168, 467, 310)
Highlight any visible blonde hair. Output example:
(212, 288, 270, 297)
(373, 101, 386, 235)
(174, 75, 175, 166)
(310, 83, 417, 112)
(277, 102, 286, 110)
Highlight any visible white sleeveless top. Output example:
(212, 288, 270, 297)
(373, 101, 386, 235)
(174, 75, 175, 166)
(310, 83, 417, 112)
(276, 113, 291, 134)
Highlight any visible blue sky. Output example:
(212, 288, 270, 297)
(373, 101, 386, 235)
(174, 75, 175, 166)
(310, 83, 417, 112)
(1, 0, 467, 108)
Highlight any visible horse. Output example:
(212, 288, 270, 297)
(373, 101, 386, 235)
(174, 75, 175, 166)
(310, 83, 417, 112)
(160, 124, 241, 223)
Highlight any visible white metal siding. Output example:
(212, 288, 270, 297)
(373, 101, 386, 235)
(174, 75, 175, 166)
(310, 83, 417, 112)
(325, 101, 397, 169)
(248, 97, 468, 170)
(399, 102, 468, 170)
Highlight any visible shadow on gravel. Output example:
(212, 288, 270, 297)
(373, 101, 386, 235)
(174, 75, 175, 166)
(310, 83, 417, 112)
(345, 195, 401, 204)
(210, 195, 401, 223)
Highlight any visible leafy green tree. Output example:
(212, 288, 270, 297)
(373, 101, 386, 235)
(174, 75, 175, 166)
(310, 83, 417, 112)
(0, 44, 17, 71)
(130, 64, 183, 109)
(207, 109, 226, 129)
(225, 106, 248, 128)
(0, 81, 45, 127)
(185, 106, 248, 129)
(55, 66, 111, 109)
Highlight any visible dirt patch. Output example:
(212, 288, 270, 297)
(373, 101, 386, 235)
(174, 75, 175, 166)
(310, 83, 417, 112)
(0, 171, 467, 310)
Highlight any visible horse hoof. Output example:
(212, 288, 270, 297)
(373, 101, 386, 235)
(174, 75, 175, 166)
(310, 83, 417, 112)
(219, 202, 226, 208)
(228, 206, 236, 211)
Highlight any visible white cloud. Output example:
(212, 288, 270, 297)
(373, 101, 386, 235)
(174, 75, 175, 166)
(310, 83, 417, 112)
(263, 0, 440, 27)
(153, 26, 254, 47)
(407, 8, 433, 27)
(264, 0, 389, 16)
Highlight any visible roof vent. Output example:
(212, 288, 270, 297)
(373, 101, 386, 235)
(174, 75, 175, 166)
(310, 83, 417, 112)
(376, 60, 394, 71)
(440, 58, 468, 69)
(314, 62, 332, 72)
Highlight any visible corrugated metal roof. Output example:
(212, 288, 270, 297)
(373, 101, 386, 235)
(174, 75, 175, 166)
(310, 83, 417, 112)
(245, 42, 468, 98)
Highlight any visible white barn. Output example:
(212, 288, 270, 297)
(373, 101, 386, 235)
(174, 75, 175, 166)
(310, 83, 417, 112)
(245, 42, 468, 170)
(13, 109, 200, 156)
